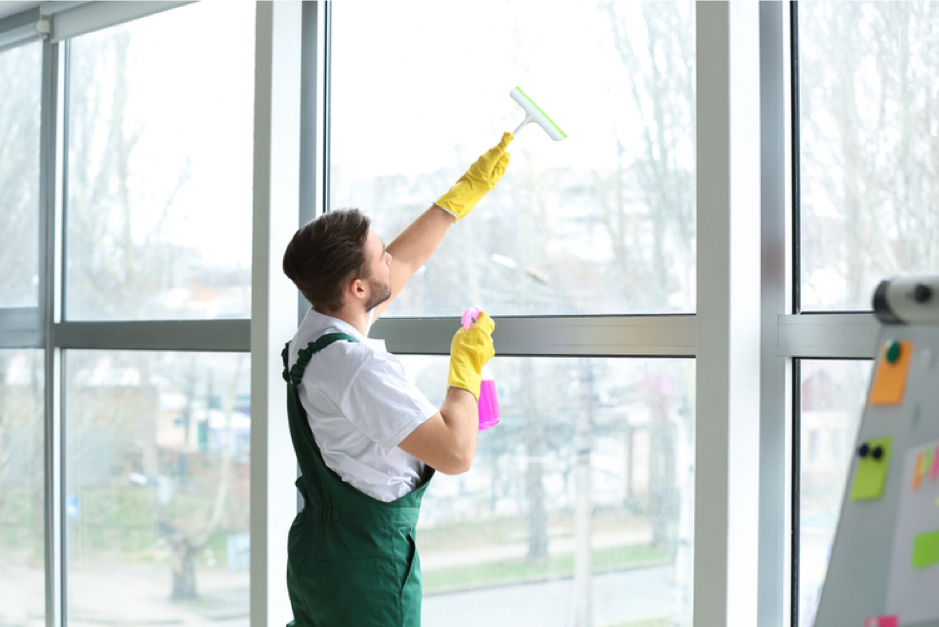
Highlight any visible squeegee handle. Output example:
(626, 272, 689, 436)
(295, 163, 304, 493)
(513, 114, 534, 136)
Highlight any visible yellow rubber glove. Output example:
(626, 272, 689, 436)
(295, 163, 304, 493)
(448, 311, 496, 400)
(435, 133, 513, 221)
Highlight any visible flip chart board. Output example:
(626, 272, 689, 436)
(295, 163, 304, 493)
(816, 277, 939, 626)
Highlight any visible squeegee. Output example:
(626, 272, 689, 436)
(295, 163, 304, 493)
(510, 86, 567, 141)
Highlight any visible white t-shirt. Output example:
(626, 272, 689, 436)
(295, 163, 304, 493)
(287, 308, 437, 502)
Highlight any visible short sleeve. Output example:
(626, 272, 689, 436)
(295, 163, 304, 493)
(337, 350, 438, 452)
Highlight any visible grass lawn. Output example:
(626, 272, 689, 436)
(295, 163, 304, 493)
(423, 543, 670, 593)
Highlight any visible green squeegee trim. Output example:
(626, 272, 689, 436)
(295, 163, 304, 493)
(514, 86, 567, 138)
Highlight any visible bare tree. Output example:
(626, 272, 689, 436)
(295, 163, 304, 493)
(800, 2, 939, 308)
(603, 1, 696, 312)
(64, 30, 246, 601)
(0, 43, 41, 306)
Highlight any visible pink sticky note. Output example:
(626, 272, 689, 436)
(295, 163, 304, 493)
(932, 446, 939, 481)
(871, 616, 898, 627)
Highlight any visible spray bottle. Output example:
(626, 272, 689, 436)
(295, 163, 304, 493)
(462, 307, 500, 430)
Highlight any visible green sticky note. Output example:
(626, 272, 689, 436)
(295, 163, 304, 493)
(912, 530, 939, 568)
(850, 437, 893, 500)
(923, 448, 933, 476)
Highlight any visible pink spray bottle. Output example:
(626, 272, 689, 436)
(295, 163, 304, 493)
(462, 307, 500, 430)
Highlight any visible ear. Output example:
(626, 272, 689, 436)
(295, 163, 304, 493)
(347, 276, 367, 303)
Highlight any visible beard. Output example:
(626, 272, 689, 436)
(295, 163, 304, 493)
(364, 276, 392, 312)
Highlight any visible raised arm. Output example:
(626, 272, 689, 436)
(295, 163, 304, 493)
(371, 205, 454, 321)
(370, 133, 513, 321)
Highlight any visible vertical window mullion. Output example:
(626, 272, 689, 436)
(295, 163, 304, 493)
(790, 4, 802, 625)
(40, 35, 64, 627)
(791, 358, 802, 627)
(790, 1, 801, 317)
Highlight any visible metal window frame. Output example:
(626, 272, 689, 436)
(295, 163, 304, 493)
(1, 0, 879, 624)
(783, 4, 884, 627)
(694, 4, 763, 625)
(249, 3, 304, 625)
(0, 29, 46, 345)
(759, 4, 793, 626)
(370, 315, 696, 357)
(342, 5, 790, 627)
(0, 3, 258, 627)
(0, 308, 42, 348)
(40, 36, 63, 627)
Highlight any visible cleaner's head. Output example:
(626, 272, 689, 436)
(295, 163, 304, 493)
(284, 208, 378, 312)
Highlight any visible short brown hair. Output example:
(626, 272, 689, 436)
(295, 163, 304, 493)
(283, 208, 372, 311)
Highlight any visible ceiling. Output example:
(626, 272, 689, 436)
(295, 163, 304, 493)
(0, 2, 44, 21)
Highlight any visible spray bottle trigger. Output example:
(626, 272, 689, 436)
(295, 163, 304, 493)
(462, 307, 481, 330)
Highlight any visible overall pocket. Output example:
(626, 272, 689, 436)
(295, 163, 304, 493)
(395, 526, 422, 627)
(304, 557, 384, 627)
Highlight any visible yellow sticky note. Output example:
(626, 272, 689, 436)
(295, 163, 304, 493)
(869, 341, 912, 405)
(851, 437, 893, 500)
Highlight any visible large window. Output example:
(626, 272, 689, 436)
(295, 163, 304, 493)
(65, 351, 250, 626)
(791, 3, 923, 625)
(402, 356, 694, 627)
(331, 1, 695, 316)
(65, 3, 255, 321)
(797, 360, 872, 626)
(0, 42, 41, 308)
(0, 3, 256, 627)
(0, 350, 44, 626)
(332, 3, 696, 625)
(799, 2, 939, 311)
(0, 37, 45, 627)
(0, 2, 831, 625)
(57, 4, 256, 625)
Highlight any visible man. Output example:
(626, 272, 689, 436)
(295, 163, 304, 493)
(281, 132, 513, 626)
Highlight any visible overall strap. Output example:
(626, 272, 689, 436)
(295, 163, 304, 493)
(282, 333, 359, 505)
(283, 333, 359, 387)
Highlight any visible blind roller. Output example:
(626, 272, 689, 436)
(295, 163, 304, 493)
(0, 8, 48, 54)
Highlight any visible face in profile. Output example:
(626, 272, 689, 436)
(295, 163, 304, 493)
(363, 229, 392, 312)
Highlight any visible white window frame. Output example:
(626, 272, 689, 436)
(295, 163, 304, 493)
(1, 2, 874, 625)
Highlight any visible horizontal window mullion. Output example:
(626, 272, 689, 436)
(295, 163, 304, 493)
(777, 312, 879, 359)
(0, 308, 43, 348)
(370, 314, 697, 357)
(52, 319, 250, 351)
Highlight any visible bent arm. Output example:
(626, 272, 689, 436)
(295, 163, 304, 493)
(372, 205, 454, 321)
(397, 386, 477, 475)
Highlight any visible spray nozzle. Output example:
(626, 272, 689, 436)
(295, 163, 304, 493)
(462, 307, 481, 330)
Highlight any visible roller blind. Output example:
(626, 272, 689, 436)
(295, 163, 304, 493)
(49, 1, 190, 42)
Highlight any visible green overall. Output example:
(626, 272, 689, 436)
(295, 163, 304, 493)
(282, 334, 435, 627)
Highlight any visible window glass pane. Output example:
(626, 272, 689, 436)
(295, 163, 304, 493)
(331, 1, 696, 316)
(799, 3, 939, 310)
(0, 350, 44, 625)
(398, 355, 694, 627)
(0, 43, 41, 307)
(66, 3, 255, 320)
(798, 359, 873, 626)
(65, 351, 250, 626)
